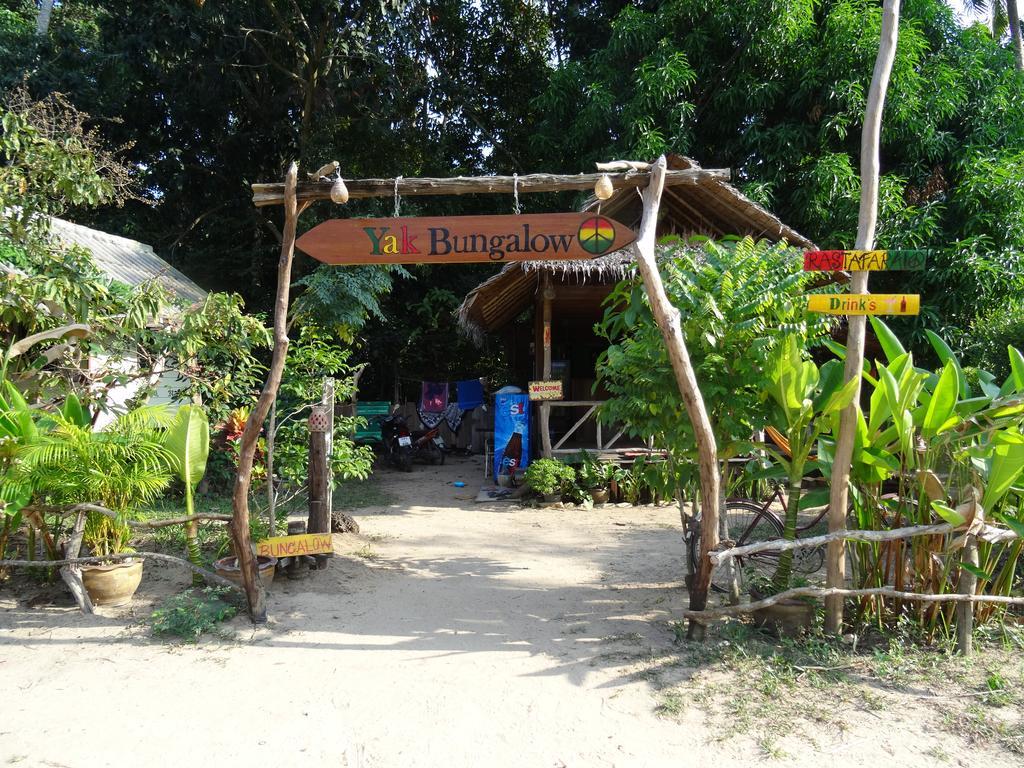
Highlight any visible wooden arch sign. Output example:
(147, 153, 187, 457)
(295, 213, 636, 265)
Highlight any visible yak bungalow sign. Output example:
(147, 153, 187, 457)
(296, 213, 636, 265)
(528, 380, 564, 401)
(256, 533, 333, 559)
(803, 249, 928, 272)
(807, 294, 920, 316)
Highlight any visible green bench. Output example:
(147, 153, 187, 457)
(353, 401, 392, 444)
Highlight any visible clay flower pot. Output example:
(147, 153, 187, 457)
(591, 487, 610, 505)
(82, 559, 144, 606)
(213, 555, 277, 588)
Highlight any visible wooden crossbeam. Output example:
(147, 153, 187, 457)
(553, 404, 598, 450)
(251, 169, 730, 207)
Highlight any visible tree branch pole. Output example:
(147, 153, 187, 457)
(251, 168, 730, 207)
(1, 552, 243, 594)
(825, 0, 901, 635)
(684, 584, 1024, 623)
(709, 520, 1018, 570)
(630, 156, 721, 641)
(232, 161, 308, 622)
(1008, 0, 1024, 72)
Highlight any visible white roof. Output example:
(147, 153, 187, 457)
(48, 216, 207, 303)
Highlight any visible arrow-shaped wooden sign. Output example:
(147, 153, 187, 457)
(803, 249, 928, 271)
(807, 294, 920, 315)
(295, 213, 636, 265)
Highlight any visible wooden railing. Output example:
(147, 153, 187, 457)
(539, 400, 630, 457)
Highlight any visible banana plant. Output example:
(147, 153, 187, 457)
(161, 405, 210, 584)
(759, 337, 859, 591)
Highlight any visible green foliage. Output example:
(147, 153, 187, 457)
(16, 406, 175, 556)
(524, 458, 575, 495)
(824, 319, 1024, 635)
(161, 405, 210, 578)
(150, 586, 238, 642)
(597, 237, 832, 499)
(534, 0, 1024, 355)
(272, 325, 374, 493)
(575, 451, 624, 490)
(760, 337, 857, 589)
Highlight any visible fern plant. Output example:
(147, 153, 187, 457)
(17, 405, 175, 557)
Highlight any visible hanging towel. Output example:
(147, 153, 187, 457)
(456, 378, 484, 410)
(418, 409, 445, 429)
(420, 381, 448, 413)
(443, 403, 465, 432)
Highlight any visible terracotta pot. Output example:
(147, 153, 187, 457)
(82, 559, 144, 606)
(750, 588, 815, 638)
(591, 487, 610, 505)
(213, 555, 277, 588)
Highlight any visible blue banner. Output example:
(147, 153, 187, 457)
(494, 393, 530, 479)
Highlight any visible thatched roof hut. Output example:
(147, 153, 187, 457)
(457, 154, 815, 341)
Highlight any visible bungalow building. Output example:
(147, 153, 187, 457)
(456, 155, 816, 458)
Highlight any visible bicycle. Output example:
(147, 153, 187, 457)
(686, 481, 829, 593)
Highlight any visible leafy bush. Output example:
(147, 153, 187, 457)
(524, 458, 575, 496)
(964, 298, 1024, 380)
(150, 587, 238, 642)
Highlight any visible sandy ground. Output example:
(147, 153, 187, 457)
(1, 456, 1019, 767)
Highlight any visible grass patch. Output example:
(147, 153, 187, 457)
(351, 544, 379, 560)
(648, 620, 1024, 758)
(334, 478, 397, 511)
(150, 586, 239, 642)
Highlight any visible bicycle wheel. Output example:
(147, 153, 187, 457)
(689, 501, 785, 593)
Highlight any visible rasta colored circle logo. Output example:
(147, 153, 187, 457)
(577, 216, 616, 255)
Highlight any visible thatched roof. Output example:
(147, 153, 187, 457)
(457, 154, 816, 340)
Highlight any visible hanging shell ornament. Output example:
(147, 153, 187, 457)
(594, 173, 614, 200)
(329, 177, 350, 204)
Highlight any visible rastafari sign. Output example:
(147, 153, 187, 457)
(296, 213, 636, 265)
(802, 249, 928, 272)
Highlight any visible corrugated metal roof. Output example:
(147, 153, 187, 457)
(48, 216, 207, 303)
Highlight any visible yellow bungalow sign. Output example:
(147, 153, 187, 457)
(808, 294, 920, 316)
(256, 533, 334, 559)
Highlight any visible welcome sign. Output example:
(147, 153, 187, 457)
(296, 213, 636, 265)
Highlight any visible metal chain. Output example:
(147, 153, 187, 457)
(512, 173, 521, 215)
(393, 175, 403, 217)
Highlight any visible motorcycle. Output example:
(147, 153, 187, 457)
(411, 425, 446, 465)
(379, 412, 414, 472)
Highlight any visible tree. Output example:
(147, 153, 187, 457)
(532, 0, 1024, 359)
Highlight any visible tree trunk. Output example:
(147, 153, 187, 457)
(35, 0, 54, 35)
(825, 0, 902, 635)
(1009, 0, 1024, 71)
(231, 161, 304, 622)
(631, 156, 721, 641)
(956, 534, 979, 656)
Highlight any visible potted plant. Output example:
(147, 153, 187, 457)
(524, 458, 575, 504)
(576, 454, 623, 505)
(18, 405, 175, 606)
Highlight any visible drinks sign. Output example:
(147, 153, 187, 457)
(296, 213, 636, 265)
(807, 294, 920, 316)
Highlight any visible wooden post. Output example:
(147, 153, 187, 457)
(307, 405, 331, 569)
(631, 156, 721, 641)
(323, 376, 335, 507)
(825, 0, 901, 635)
(956, 534, 979, 656)
(267, 401, 277, 537)
(540, 273, 554, 458)
(231, 161, 309, 623)
(59, 510, 93, 614)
